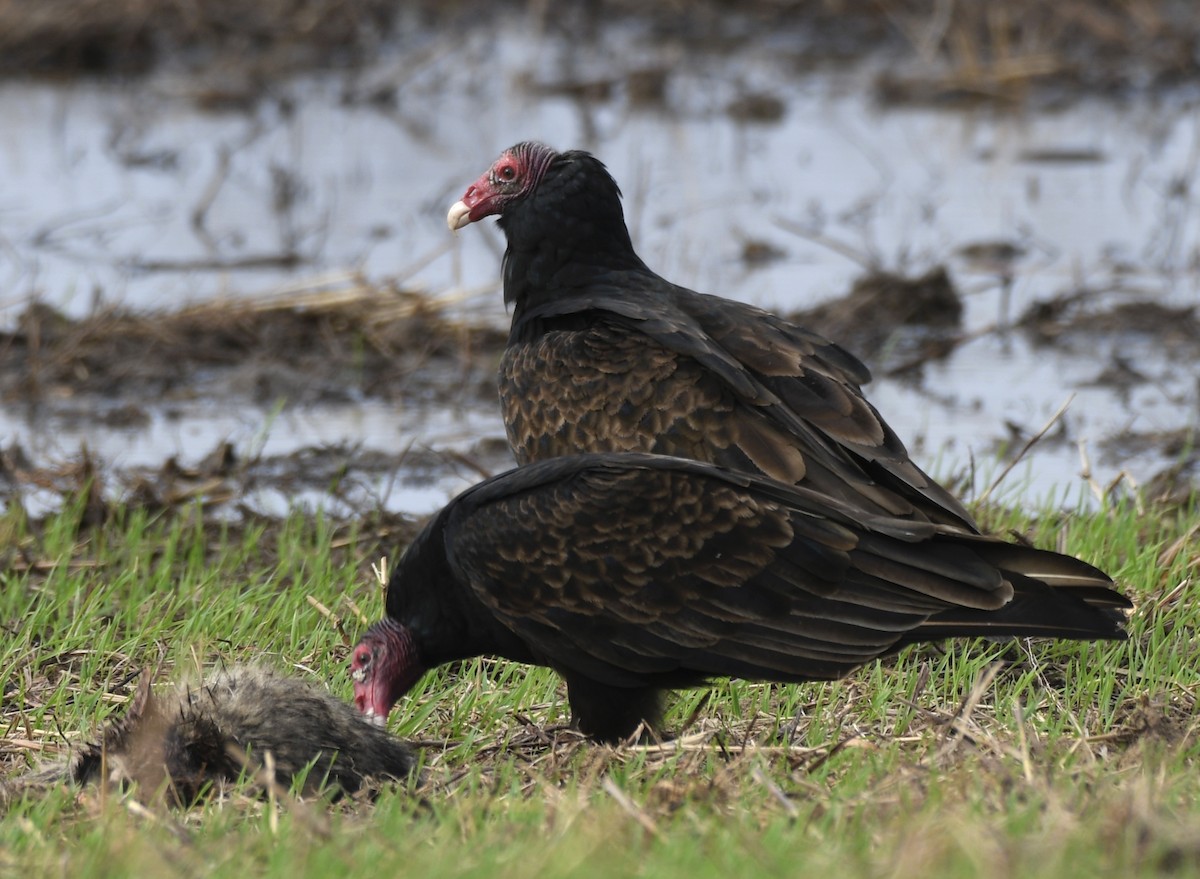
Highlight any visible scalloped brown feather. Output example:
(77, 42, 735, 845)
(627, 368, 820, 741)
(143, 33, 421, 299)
(383, 453, 1128, 742)
(481, 144, 977, 529)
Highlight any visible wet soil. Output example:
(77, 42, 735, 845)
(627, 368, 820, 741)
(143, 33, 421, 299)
(3, 265, 1195, 521)
(1, 1, 1198, 521)
(1, 285, 503, 406)
(6, 1, 1200, 104)
(0, 0, 416, 76)
(1, 284, 514, 520)
(789, 266, 964, 377)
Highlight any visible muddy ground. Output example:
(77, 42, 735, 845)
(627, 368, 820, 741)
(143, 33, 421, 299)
(1, 284, 511, 523)
(4, 0, 1200, 102)
(1, 0, 1198, 525)
(3, 265, 1197, 524)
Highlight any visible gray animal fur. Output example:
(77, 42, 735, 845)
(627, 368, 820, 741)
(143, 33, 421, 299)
(2, 664, 417, 809)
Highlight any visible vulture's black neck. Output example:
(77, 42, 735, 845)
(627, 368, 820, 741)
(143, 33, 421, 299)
(385, 509, 536, 668)
(499, 151, 648, 318)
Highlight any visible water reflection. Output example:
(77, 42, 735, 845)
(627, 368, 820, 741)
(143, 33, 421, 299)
(1, 20, 1197, 513)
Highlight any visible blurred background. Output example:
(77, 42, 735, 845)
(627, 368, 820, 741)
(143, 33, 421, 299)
(1, 0, 1197, 518)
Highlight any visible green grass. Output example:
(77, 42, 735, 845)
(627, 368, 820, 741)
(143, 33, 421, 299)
(1, 489, 1198, 878)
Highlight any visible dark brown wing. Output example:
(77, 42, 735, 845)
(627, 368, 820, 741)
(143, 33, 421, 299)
(501, 324, 811, 482)
(442, 454, 1027, 690)
(510, 280, 976, 530)
(677, 288, 977, 529)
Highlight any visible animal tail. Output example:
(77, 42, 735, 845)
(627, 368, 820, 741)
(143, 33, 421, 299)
(903, 539, 1131, 643)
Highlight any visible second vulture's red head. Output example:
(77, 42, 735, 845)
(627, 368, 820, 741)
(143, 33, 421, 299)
(447, 141, 557, 231)
(350, 619, 426, 726)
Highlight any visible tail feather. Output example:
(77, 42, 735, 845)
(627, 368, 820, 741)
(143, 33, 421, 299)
(903, 537, 1131, 644)
(964, 540, 1121, 590)
(910, 597, 1128, 642)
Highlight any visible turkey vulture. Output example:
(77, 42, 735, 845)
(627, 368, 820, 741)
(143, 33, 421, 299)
(351, 453, 1128, 743)
(448, 141, 976, 530)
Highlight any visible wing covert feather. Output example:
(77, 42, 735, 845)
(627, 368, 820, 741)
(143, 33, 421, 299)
(443, 460, 1012, 685)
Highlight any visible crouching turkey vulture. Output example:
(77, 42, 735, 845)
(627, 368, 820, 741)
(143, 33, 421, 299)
(448, 142, 976, 530)
(351, 453, 1128, 743)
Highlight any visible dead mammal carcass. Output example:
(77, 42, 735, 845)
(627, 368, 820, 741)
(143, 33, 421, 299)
(4, 664, 417, 808)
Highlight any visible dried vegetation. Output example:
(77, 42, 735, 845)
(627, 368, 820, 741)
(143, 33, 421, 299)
(2, 0, 1199, 103)
(0, 0, 404, 74)
(1, 280, 502, 406)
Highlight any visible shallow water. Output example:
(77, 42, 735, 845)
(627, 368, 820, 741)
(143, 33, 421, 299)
(2, 17, 1198, 514)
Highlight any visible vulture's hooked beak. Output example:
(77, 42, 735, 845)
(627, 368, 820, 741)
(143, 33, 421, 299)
(447, 200, 472, 231)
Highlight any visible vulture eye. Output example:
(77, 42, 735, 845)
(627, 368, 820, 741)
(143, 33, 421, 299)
(497, 163, 517, 182)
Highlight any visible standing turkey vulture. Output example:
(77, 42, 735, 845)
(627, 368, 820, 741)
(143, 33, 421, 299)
(351, 453, 1128, 743)
(447, 142, 976, 530)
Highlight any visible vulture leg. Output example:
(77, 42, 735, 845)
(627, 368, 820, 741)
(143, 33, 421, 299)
(562, 672, 663, 744)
